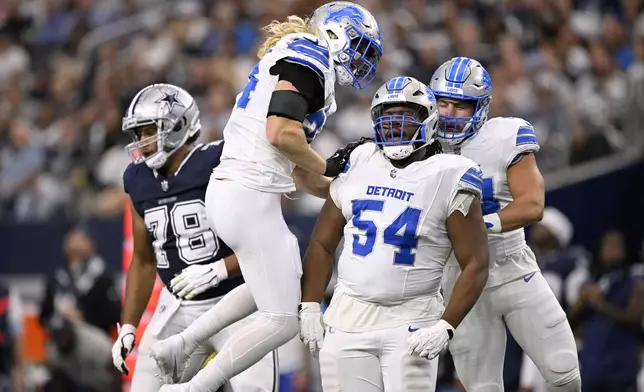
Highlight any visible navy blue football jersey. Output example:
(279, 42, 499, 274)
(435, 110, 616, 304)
(123, 141, 243, 300)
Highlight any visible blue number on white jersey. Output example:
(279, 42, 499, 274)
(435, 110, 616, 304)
(237, 64, 260, 109)
(351, 200, 422, 265)
(482, 178, 500, 215)
(303, 109, 328, 143)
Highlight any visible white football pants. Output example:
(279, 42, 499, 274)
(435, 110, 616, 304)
(131, 288, 277, 392)
(442, 248, 580, 392)
(319, 322, 439, 392)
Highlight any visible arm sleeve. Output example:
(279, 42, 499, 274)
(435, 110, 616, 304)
(270, 59, 325, 113)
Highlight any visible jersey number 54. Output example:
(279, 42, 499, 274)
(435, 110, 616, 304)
(351, 199, 421, 266)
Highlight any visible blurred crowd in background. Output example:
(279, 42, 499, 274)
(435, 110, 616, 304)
(1, 0, 644, 391)
(1, 0, 644, 222)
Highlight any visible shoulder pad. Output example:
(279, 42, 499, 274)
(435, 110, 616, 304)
(457, 165, 483, 199)
(274, 33, 331, 80)
(122, 162, 140, 195)
(340, 142, 378, 175)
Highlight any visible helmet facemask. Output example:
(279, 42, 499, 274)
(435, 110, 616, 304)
(372, 103, 431, 161)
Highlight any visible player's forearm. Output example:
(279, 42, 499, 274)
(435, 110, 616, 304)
(293, 166, 331, 198)
(441, 258, 488, 328)
(270, 125, 326, 175)
(301, 243, 335, 303)
(223, 254, 241, 279)
(122, 258, 157, 326)
(495, 198, 543, 232)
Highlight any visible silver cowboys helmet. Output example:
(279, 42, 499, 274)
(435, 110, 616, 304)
(123, 83, 201, 170)
(429, 57, 492, 145)
(309, 1, 383, 90)
(371, 76, 439, 160)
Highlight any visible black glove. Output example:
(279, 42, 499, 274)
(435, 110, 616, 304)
(323, 137, 373, 177)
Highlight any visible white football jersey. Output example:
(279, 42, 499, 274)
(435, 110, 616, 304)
(212, 33, 337, 193)
(329, 143, 483, 306)
(443, 117, 541, 286)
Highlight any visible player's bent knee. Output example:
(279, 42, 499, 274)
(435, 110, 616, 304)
(543, 350, 581, 392)
(466, 383, 503, 392)
(256, 312, 299, 343)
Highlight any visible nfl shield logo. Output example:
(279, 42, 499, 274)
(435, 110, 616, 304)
(161, 180, 169, 192)
(390, 169, 397, 178)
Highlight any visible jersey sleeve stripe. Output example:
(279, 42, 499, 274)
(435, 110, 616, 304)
(459, 167, 484, 196)
(284, 56, 325, 80)
(516, 126, 538, 146)
(286, 39, 330, 76)
(516, 134, 539, 146)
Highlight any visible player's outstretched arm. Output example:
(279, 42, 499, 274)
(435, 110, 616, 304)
(123, 201, 158, 327)
(301, 197, 345, 303)
(266, 79, 328, 176)
(112, 199, 157, 375)
(299, 196, 345, 355)
(407, 195, 489, 360)
(488, 153, 544, 233)
(443, 196, 489, 328)
(293, 165, 331, 199)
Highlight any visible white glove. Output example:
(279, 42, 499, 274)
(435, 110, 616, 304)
(112, 323, 136, 375)
(483, 213, 502, 233)
(170, 259, 228, 300)
(298, 302, 325, 355)
(407, 319, 454, 360)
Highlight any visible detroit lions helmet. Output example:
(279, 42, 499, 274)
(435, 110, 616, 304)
(310, 1, 383, 89)
(123, 84, 201, 170)
(429, 57, 492, 145)
(371, 76, 439, 160)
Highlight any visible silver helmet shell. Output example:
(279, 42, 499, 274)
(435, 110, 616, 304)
(122, 83, 201, 170)
(429, 57, 492, 145)
(371, 76, 439, 160)
(309, 1, 383, 89)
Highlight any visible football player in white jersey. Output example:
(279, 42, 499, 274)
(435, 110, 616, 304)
(298, 76, 490, 392)
(151, 3, 383, 391)
(429, 57, 581, 392)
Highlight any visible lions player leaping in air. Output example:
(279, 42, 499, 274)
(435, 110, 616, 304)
(430, 57, 581, 391)
(298, 76, 490, 392)
(151, 3, 383, 391)
(111, 84, 276, 391)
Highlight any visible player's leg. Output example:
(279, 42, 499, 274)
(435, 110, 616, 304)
(133, 291, 210, 391)
(319, 327, 384, 392)
(211, 313, 280, 392)
(503, 270, 580, 392)
(380, 323, 438, 392)
(442, 265, 507, 392)
(151, 283, 256, 382)
(166, 179, 301, 391)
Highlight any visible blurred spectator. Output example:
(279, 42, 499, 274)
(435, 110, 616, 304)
(39, 225, 120, 334)
(38, 225, 121, 391)
(569, 229, 644, 392)
(1, 0, 644, 223)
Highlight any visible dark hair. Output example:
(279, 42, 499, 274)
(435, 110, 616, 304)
(186, 129, 202, 145)
(424, 140, 443, 158)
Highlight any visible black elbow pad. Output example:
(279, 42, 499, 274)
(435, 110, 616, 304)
(267, 90, 309, 123)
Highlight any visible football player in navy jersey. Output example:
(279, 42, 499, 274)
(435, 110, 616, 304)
(111, 83, 277, 392)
